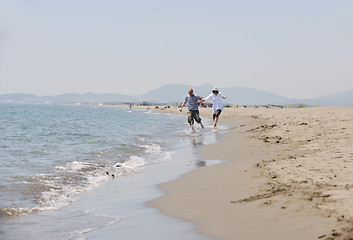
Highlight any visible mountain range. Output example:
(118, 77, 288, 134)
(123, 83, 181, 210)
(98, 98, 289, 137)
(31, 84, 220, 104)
(1, 84, 352, 107)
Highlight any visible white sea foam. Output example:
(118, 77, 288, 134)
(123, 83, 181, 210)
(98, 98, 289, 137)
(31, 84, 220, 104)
(55, 161, 96, 171)
(3, 150, 157, 217)
(126, 155, 145, 168)
(143, 110, 153, 114)
(142, 143, 162, 154)
(0, 105, 188, 219)
(1, 103, 192, 239)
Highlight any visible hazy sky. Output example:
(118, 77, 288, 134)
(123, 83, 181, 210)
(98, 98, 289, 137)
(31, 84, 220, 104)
(1, 0, 352, 98)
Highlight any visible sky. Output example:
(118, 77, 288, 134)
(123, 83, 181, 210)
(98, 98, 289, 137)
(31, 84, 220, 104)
(0, 0, 352, 99)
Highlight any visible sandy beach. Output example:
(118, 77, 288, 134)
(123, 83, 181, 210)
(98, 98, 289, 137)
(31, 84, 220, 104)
(149, 106, 353, 240)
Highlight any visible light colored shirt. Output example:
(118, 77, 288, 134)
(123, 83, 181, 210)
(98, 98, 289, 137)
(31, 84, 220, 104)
(185, 94, 202, 111)
(204, 92, 225, 114)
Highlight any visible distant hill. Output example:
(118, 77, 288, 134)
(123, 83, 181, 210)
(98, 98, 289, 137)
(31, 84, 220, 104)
(0, 92, 134, 104)
(134, 84, 213, 103)
(134, 84, 297, 105)
(316, 89, 353, 107)
(0, 85, 352, 107)
(217, 87, 299, 106)
(0, 93, 42, 104)
(136, 85, 303, 105)
(48, 92, 135, 104)
(136, 85, 353, 107)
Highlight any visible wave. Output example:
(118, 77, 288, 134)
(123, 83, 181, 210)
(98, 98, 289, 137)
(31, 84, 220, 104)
(0, 143, 170, 218)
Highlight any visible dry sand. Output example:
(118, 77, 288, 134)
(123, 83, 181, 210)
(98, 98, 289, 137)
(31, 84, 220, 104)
(148, 106, 353, 240)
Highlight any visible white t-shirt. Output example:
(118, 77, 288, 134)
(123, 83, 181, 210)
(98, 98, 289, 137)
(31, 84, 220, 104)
(204, 92, 225, 114)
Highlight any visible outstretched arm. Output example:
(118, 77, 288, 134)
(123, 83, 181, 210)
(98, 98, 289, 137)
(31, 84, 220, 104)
(179, 101, 186, 112)
(196, 98, 205, 104)
(197, 95, 210, 104)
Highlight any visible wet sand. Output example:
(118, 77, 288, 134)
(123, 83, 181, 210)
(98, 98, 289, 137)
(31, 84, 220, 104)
(150, 106, 353, 240)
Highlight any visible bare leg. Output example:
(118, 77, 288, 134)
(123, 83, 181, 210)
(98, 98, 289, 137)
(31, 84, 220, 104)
(212, 117, 219, 130)
(200, 122, 204, 129)
(212, 109, 222, 130)
(190, 123, 195, 132)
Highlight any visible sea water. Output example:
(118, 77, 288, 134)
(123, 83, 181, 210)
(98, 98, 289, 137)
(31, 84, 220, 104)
(0, 103, 219, 239)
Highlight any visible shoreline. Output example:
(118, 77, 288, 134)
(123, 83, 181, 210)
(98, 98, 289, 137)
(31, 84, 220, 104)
(1, 105, 216, 240)
(150, 107, 353, 240)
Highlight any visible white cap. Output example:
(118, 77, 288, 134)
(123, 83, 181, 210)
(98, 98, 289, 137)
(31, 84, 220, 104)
(212, 87, 219, 92)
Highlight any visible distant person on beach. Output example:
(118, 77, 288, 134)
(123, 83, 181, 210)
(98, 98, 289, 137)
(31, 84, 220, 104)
(198, 87, 226, 130)
(180, 88, 205, 131)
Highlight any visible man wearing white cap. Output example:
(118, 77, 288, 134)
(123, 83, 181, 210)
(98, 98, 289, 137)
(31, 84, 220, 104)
(198, 87, 226, 130)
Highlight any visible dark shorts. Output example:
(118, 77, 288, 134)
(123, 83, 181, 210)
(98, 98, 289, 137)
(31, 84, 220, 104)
(213, 109, 222, 120)
(187, 110, 201, 124)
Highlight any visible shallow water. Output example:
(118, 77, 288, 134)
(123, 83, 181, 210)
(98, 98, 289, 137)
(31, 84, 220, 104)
(0, 103, 220, 239)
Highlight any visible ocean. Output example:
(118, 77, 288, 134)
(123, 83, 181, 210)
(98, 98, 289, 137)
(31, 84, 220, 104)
(0, 103, 219, 239)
